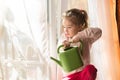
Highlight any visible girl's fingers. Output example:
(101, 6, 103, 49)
(62, 40, 70, 49)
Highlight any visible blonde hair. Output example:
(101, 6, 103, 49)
(62, 8, 88, 30)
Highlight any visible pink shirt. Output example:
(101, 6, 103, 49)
(58, 27, 102, 75)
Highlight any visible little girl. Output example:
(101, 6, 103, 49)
(58, 8, 102, 80)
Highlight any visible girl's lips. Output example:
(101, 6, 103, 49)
(65, 33, 69, 36)
(65, 34, 68, 36)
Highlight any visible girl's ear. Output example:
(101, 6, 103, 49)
(78, 25, 83, 31)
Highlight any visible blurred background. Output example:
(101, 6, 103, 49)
(0, 0, 120, 80)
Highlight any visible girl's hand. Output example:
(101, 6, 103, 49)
(62, 40, 70, 49)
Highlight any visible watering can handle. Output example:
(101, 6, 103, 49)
(57, 40, 83, 54)
(57, 45, 64, 53)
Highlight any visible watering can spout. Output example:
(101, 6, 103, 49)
(50, 57, 62, 67)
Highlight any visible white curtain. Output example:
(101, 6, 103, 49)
(0, 0, 50, 80)
(88, 0, 120, 80)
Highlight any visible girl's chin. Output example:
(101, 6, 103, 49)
(65, 35, 72, 38)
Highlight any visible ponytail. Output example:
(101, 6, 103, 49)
(79, 10, 88, 29)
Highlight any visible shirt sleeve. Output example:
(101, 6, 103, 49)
(73, 27, 102, 44)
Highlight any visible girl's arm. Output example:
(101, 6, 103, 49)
(71, 27, 102, 43)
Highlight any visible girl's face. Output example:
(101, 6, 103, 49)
(62, 18, 81, 38)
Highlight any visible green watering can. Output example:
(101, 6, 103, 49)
(50, 42, 83, 72)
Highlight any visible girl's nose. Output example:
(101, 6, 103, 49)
(64, 27, 68, 32)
